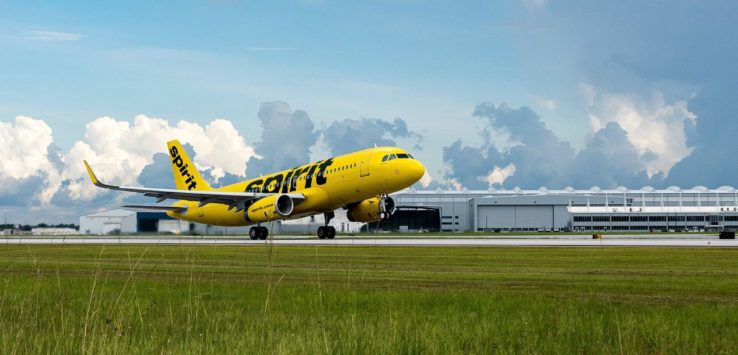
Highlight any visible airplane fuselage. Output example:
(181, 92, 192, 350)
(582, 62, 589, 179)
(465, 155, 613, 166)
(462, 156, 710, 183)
(167, 147, 425, 226)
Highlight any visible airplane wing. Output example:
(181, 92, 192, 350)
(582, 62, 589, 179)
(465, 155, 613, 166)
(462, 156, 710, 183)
(122, 205, 189, 212)
(84, 161, 304, 211)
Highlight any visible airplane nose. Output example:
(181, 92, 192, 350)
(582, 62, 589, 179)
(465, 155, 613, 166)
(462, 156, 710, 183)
(411, 160, 425, 182)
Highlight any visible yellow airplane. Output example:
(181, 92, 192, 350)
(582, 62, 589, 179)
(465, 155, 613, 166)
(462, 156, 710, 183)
(84, 140, 425, 239)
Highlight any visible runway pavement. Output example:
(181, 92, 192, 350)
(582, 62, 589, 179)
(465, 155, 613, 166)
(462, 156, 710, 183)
(2, 237, 738, 247)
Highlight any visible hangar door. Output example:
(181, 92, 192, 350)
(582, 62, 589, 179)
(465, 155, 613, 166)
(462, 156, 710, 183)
(477, 205, 555, 231)
(363, 207, 440, 232)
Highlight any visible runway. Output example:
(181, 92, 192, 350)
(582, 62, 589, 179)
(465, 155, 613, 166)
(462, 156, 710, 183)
(2, 237, 738, 247)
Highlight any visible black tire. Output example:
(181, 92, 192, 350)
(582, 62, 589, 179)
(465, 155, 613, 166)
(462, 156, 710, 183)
(249, 227, 258, 240)
(327, 226, 336, 239)
(317, 226, 326, 239)
(259, 227, 268, 240)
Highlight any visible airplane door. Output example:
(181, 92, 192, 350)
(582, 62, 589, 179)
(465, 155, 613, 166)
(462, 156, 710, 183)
(360, 153, 371, 177)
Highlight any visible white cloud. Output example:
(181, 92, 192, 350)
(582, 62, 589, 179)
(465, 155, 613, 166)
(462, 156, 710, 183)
(448, 178, 464, 191)
(309, 132, 333, 162)
(584, 86, 697, 177)
(578, 82, 596, 107)
(22, 31, 84, 41)
(196, 119, 258, 179)
(481, 163, 516, 187)
(535, 96, 556, 110)
(419, 171, 433, 188)
(1, 115, 257, 204)
(0, 116, 60, 203)
(62, 115, 257, 200)
(0, 116, 54, 180)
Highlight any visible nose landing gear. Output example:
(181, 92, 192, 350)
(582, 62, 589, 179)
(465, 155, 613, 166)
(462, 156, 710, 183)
(317, 211, 336, 239)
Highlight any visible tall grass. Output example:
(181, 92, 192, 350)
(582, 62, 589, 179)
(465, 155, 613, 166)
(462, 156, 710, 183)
(1, 245, 738, 353)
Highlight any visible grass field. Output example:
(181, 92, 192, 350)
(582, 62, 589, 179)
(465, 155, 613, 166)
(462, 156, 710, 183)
(1, 245, 738, 354)
(4, 231, 716, 238)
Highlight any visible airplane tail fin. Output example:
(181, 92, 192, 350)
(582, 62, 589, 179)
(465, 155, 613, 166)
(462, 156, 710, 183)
(166, 140, 211, 191)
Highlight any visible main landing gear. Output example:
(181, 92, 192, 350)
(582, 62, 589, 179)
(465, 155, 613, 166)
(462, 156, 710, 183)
(317, 211, 336, 239)
(317, 226, 335, 239)
(249, 226, 268, 240)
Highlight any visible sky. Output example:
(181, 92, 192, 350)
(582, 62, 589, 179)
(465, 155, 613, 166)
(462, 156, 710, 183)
(1, 0, 737, 224)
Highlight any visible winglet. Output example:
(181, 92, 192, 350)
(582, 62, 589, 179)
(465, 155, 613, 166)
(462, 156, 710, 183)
(83, 160, 112, 189)
(83, 160, 100, 185)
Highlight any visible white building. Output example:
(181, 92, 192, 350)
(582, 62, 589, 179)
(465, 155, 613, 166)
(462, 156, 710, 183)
(30, 227, 78, 236)
(79, 209, 137, 235)
(387, 186, 738, 233)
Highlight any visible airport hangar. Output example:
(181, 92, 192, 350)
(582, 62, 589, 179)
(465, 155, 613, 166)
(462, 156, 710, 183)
(379, 186, 738, 233)
(80, 186, 738, 234)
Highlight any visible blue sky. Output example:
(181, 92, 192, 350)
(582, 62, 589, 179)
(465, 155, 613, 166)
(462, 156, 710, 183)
(1, 0, 737, 223)
(0, 1, 584, 147)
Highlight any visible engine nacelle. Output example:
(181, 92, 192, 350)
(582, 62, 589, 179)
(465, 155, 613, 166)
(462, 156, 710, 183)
(246, 194, 294, 223)
(347, 196, 396, 222)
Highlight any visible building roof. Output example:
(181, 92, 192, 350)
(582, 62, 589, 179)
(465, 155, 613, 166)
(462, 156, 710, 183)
(568, 206, 738, 214)
(81, 209, 136, 218)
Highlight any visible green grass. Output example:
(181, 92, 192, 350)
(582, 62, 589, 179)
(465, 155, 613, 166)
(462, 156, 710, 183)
(1, 245, 738, 354)
(5, 230, 717, 239)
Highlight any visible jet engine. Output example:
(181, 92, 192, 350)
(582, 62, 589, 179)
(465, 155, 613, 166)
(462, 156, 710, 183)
(246, 194, 294, 223)
(347, 195, 396, 222)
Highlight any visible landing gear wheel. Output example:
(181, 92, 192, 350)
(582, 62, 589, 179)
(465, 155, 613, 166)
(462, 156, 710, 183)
(259, 226, 268, 240)
(249, 227, 258, 240)
(317, 211, 336, 239)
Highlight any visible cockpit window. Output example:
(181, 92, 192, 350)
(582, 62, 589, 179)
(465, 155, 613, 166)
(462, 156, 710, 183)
(387, 154, 397, 161)
(397, 153, 410, 159)
(381, 155, 388, 162)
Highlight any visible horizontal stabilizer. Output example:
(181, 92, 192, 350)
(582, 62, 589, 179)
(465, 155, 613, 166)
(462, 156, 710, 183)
(122, 205, 188, 212)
